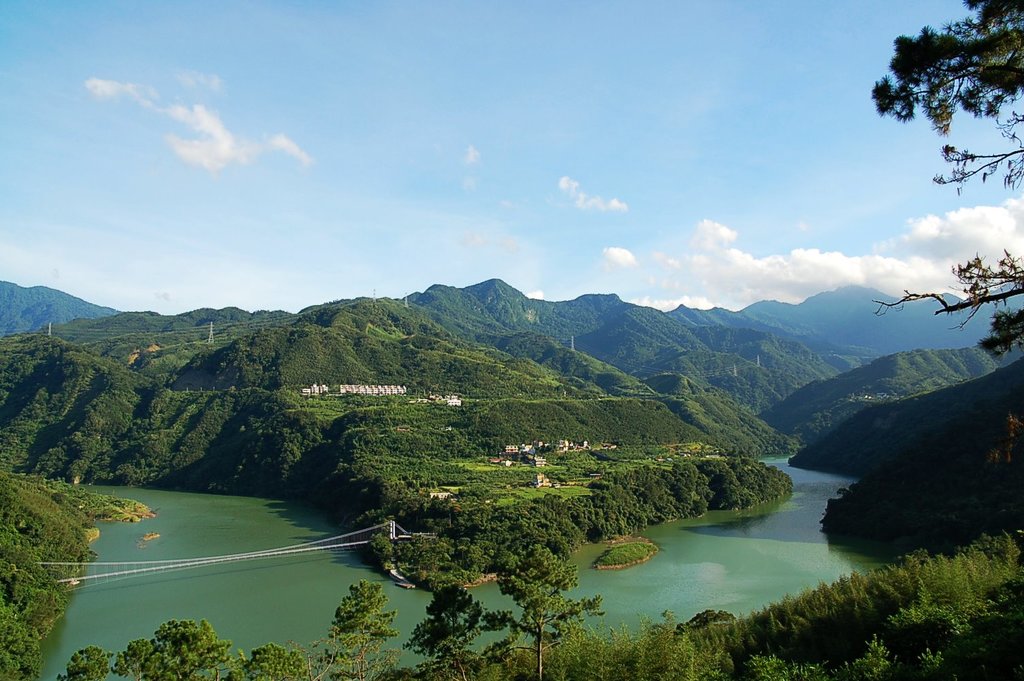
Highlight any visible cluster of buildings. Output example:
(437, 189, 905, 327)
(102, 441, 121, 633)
(490, 438, 594, 468)
(339, 384, 408, 395)
(300, 383, 331, 397)
(299, 384, 410, 397)
(410, 394, 463, 407)
(298, 384, 465, 406)
(853, 391, 896, 402)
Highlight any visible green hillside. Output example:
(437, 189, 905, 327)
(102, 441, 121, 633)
(765, 347, 1006, 444)
(0, 329, 794, 589)
(0, 333, 709, 493)
(0, 281, 117, 336)
(649, 326, 838, 413)
(0, 335, 146, 475)
(409, 280, 837, 413)
(487, 332, 654, 395)
(171, 300, 584, 397)
(787, 357, 1024, 548)
(648, 374, 798, 457)
(50, 307, 296, 376)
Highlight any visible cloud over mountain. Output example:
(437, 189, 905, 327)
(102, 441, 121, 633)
(635, 196, 1024, 310)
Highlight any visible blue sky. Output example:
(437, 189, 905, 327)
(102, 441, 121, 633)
(3, 1, 1024, 314)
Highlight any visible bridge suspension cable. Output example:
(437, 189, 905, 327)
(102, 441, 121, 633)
(41, 520, 415, 589)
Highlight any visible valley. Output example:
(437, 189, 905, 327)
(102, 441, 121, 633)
(38, 460, 893, 680)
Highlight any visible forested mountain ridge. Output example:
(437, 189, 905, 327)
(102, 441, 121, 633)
(765, 347, 1009, 445)
(6, 279, 1011, 479)
(47, 306, 297, 377)
(485, 332, 654, 396)
(0, 325, 785, 493)
(14, 284, 808, 454)
(650, 375, 798, 457)
(408, 280, 840, 413)
(788, 356, 1024, 548)
(0, 280, 117, 336)
(170, 299, 584, 397)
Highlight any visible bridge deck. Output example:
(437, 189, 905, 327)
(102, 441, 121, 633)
(41, 520, 414, 588)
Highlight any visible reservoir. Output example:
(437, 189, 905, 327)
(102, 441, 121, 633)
(39, 460, 893, 678)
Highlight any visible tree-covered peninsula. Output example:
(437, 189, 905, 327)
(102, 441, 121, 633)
(0, 472, 149, 678)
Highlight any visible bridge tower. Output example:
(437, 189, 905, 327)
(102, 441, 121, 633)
(389, 520, 396, 541)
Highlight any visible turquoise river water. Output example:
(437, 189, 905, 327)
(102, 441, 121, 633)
(39, 460, 894, 678)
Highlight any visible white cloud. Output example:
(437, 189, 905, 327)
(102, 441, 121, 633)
(464, 145, 480, 165)
(630, 294, 716, 311)
(648, 196, 1024, 309)
(463, 176, 478, 191)
(267, 133, 314, 167)
(602, 246, 638, 270)
(526, 290, 545, 300)
(84, 77, 156, 105)
(558, 176, 629, 213)
(879, 198, 1024, 261)
(176, 71, 223, 92)
(85, 77, 312, 173)
(165, 104, 261, 171)
(690, 219, 737, 250)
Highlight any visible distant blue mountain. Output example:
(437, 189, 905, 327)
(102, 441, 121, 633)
(668, 286, 988, 365)
(0, 281, 118, 336)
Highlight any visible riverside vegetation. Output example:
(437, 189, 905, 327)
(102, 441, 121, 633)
(55, 534, 1024, 681)
(0, 472, 151, 678)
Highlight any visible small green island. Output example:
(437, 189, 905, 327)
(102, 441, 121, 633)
(593, 537, 658, 570)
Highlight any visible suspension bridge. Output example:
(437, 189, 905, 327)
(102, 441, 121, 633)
(40, 520, 419, 589)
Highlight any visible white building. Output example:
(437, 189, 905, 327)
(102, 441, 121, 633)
(338, 384, 407, 396)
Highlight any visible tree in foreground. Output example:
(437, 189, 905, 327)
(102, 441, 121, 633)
(874, 0, 1024, 353)
(237, 642, 306, 681)
(406, 584, 491, 681)
(320, 579, 398, 681)
(90, 619, 233, 681)
(61, 583, 399, 681)
(490, 545, 602, 681)
(57, 645, 110, 681)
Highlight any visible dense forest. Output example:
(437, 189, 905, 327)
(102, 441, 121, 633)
(369, 457, 791, 587)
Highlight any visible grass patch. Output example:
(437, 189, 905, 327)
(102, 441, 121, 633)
(493, 485, 593, 507)
(594, 539, 658, 569)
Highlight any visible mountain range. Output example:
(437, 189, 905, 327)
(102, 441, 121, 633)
(1, 276, 1020, 551)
